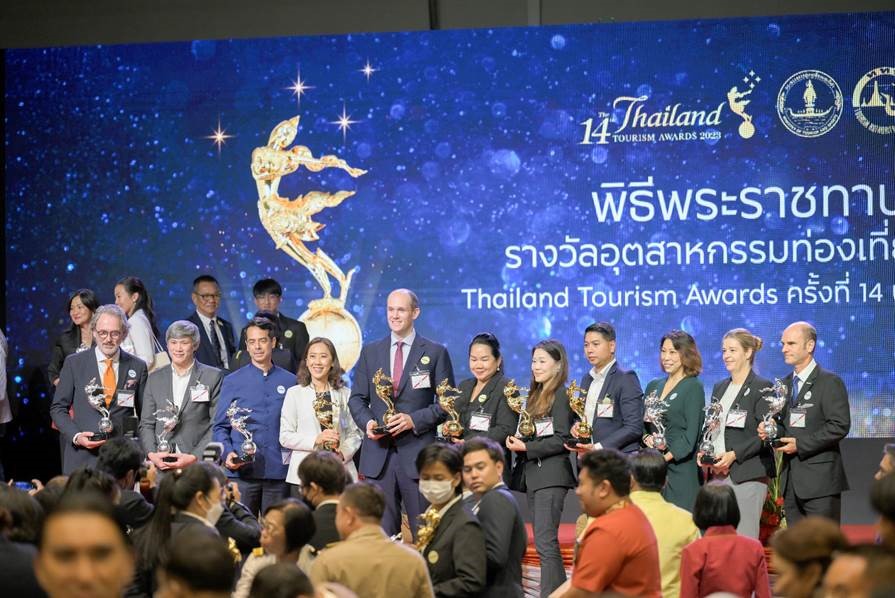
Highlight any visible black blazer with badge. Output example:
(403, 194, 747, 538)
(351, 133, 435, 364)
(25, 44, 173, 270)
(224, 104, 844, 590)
(518, 387, 576, 492)
(471, 486, 526, 598)
(422, 499, 487, 598)
(186, 311, 236, 371)
(455, 375, 519, 446)
(710, 370, 775, 483)
(579, 362, 644, 453)
(50, 348, 148, 474)
(238, 312, 309, 370)
(138, 361, 224, 458)
(778, 364, 851, 499)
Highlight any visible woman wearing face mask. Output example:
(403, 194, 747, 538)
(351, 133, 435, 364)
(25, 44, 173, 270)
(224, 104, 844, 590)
(233, 499, 316, 598)
(643, 329, 706, 512)
(281, 337, 362, 495)
(449, 334, 518, 475)
(416, 443, 487, 598)
(701, 328, 775, 539)
(505, 339, 575, 597)
(115, 276, 161, 368)
(131, 462, 226, 597)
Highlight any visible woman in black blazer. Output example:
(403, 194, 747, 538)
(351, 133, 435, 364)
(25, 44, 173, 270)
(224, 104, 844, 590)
(505, 339, 575, 597)
(417, 443, 487, 598)
(703, 328, 775, 539)
(450, 334, 518, 471)
(47, 289, 99, 386)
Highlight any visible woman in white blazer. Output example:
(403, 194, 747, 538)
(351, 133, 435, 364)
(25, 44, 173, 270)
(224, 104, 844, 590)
(114, 276, 160, 367)
(280, 337, 362, 489)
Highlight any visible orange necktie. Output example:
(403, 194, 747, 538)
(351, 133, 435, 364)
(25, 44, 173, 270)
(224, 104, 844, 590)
(103, 358, 116, 408)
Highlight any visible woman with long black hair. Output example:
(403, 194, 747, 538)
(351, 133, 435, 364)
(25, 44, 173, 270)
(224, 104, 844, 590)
(48, 288, 100, 386)
(115, 276, 161, 367)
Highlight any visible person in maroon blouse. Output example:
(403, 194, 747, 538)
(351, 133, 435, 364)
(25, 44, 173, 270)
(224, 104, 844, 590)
(680, 483, 771, 598)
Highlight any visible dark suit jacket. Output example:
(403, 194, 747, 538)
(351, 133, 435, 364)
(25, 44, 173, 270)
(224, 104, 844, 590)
(138, 361, 224, 457)
(580, 362, 644, 452)
(48, 327, 93, 385)
(349, 333, 454, 479)
(455, 375, 519, 446)
(116, 488, 154, 530)
(187, 311, 236, 371)
(238, 312, 309, 369)
(218, 500, 262, 555)
(469, 486, 526, 598)
(711, 370, 775, 483)
(422, 499, 487, 598)
(309, 502, 340, 551)
(519, 387, 576, 492)
(779, 364, 851, 498)
(50, 349, 148, 474)
(0, 538, 46, 598)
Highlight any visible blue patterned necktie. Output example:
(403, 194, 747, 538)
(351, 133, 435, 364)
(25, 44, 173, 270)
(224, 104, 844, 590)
(791, 376, 800, 407)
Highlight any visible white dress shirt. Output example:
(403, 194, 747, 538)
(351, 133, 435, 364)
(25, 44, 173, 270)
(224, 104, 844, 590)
(584, 359, 616, 424)
(793, 359, 817, 400)
(712, 382, 741, 455)
(171, 361, 195, 410)
(196, 311, 229, 368)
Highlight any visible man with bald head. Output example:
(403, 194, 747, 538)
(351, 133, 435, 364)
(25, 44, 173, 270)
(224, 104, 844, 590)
(348, 289, 454, 538)
(774, 321, 850, 524)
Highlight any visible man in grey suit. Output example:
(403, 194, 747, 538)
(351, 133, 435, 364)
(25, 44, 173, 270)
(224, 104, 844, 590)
(140, 320, 223, 471)
(51, 304, 148, 475)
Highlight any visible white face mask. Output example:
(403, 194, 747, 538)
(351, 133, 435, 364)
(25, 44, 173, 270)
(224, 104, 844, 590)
(205, 498, 224, 525)
(419, 480, 456, 505)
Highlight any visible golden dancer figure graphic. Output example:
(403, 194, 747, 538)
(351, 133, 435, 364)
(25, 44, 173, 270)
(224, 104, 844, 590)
(251, 116, 367, 370)
(727, 85, 755, 139)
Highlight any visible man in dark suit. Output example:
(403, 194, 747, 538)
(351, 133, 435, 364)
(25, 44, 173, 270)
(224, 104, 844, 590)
(461, 437, 526, 598)
(50, 305, 148, 475)
(231, 311, 298, 373)
(348, 288, 454, 538)
(776, 321, 851, 524)
(298, 451, 347, 556)
(96, 437, 154, 530)
(140, 320, 224, 471)
(187, 275, 236, 371)
(567, 322, 644, 456)
(237, 278, 309, 370)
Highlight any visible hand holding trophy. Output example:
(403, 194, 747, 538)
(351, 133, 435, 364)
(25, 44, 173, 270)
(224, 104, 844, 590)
(85, 378, 114, 440)
(567, 381, 592, 446)
(760, 378, 788, 448)
(371, 368, 398, 435)
(503, 379, 535, 441)
(436, 379, 464, 439)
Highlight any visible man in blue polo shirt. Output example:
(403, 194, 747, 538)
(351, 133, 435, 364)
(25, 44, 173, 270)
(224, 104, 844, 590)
(213, 315, 293, 516)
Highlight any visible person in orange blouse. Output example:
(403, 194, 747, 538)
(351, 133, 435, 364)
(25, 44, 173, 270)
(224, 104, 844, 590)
(680, 483, 771, 598)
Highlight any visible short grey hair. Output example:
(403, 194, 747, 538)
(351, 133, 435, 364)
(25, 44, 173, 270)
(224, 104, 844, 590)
(166, 320, 200, 347)
(91, 304, 130, 336)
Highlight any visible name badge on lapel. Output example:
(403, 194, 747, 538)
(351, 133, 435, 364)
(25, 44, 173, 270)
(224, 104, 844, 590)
(117, 390, 135, 408)
(789, 408, 807, 429)
(596, 396, 614, 418)
(469, 412, 491, 432)
(534, 417, 554, 438)
(190, 382, 209, 403)
(411, 370, 431, 390)
(725, 409, 747, 429)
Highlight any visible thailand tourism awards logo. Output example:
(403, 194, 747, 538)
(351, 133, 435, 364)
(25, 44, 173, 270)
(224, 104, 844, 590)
(726, 70, 760, 139)
(852, 66, 895, 135)
(776, 70, 843, 137)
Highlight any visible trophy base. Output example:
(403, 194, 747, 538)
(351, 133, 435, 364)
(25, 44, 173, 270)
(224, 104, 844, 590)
(92, 432, 110, 441)
(234, 453, 256, 464)
(770, 438, 787, 448)
(699, 454, 717, 466)
(516, 434, 536, 443)
(372, 425, 389, 436)
(566, 437, 592, 447)
(162, 455, 179, 463)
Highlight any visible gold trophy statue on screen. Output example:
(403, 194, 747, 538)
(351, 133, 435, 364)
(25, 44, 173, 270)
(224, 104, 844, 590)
(251, 116, 367, 371)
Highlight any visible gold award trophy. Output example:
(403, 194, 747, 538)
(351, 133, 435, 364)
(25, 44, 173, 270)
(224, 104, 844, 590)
(436, 378, 464, 439)
(503, 379, 536, 441)
(251, 116, 367, 371)
(313, 391, 340, 452)
(567, 381, 592, 446)
(372, 368, 398, 435)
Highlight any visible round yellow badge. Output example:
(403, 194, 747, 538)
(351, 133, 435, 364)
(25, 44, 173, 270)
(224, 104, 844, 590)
(427, 550, 439, 564)
(420, 356, 430, 365)
(284, 330, 294, 338)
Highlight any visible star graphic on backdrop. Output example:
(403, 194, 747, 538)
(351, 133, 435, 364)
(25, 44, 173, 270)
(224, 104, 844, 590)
(359, 60, 378, 81)
(330, 104, 359, 142)
(206, 116, 234, 155)
(287, 68, 314, 103)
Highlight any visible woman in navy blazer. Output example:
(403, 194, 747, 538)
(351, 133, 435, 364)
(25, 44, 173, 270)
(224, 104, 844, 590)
(505, 339, 575, 597)
(704, 328, 775, 539)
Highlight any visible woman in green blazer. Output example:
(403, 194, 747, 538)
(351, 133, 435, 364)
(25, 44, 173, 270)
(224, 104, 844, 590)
(643, 329, 706, 511)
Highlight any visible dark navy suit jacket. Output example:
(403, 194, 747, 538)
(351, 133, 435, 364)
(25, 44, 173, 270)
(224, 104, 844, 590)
(579, 362, 644, 453)
(348, 333, 454, 480)
(187, 311, 236, 371)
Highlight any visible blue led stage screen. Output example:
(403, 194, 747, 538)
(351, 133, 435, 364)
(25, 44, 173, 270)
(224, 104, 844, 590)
(5, 12, 894, 439)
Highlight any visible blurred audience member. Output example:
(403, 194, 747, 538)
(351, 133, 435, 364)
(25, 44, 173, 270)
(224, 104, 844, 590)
(63, 467, 120, 504)
(822, 544, 895, 598)
(249, 562, 315, 598)
(234, 499, 315, 598)
(770, 516, 848, 598)
(0, 505, 46, 597)
(155, 532, 236, 598)
(871, 473, 895, 551)
(0, 483, 44, 544)
(297, 450, 348, 567)
(680, 483, 770, 598)
(875, 443, 895, 480)
(34, 492, 135, 598)
(630, 449, 700, 598)
(97, 437, 154, 528)
(208, 467, 262, 557)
